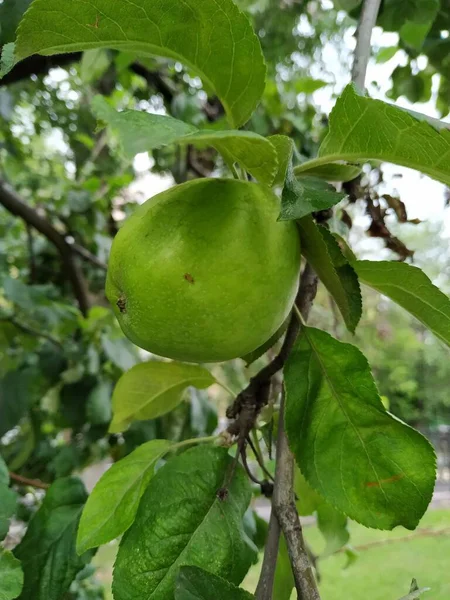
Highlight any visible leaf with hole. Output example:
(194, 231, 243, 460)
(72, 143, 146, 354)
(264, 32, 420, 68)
(4, 0, 266, 127)
(305, 84, 450, 186)
(77, 439, 172, 554)
(109, 361, 216, 433)
(285, 327, 436, 530)
(353, 261, 450, 348)
(14, 478, 94, 600)
(175, 566, 254, 600)
(298, 217, 362, 333)
(93, 96, 278, 185)
(113, 445, 256, 600)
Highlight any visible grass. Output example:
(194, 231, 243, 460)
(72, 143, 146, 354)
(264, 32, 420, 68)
(94, 508, 450, 599)
(243, 508, 450, 599)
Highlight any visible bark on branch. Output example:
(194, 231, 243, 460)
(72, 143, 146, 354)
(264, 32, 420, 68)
(351, 0, 382, 89)
(0, 180, 91, 315)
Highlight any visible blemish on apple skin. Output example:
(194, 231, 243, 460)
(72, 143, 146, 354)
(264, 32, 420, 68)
(184, 273, 195, 284)
(117, 295, 127, 313)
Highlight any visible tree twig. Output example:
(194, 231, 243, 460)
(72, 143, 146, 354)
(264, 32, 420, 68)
(255, 264, 319, 600)
(1, 316, 64, 351)
(9, 472, 50, 490)
(351, 0, 382, 89)
(0, 180, 91, 315)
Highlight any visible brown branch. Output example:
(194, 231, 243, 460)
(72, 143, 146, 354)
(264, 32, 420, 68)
(0, 180, 91, 316)
(1, 316, 64, 351)
(9, 472, 50, 490)
(70, 241, 107, 270)
(255, 264, 320, 600)
(338, 527, 450, 555)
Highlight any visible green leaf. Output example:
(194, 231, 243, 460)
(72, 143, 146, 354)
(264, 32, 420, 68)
(175, 566, 254, 600)
(297, 217, 362, 332)
(0, 0, 33, 44)
(353, 261, 450, 348)
(76, 439, 172, 554)
(294, 77, 329, 94)
(378, 0, 439, 50)
(279, 164, 346, 221)
(295, 469, 349, 556)
(294, 161, 362, 182)
(86, 380, 112, 426)
(0, 369, 39, 437)
(311, 84, 450, 186)
(285, 327, 436, 530)
(316, 502, 350, 556)
(0, 456, 17, 541)
(93, 97, 277, 185)
(375, 46, 398, 64)
(80, 49, 110, 84)
(8, 0, 266, 128)
(14, 478, 94, 600)
(0, 43, 15, 78)
(0, 549, 23, 600)
(269, 135, 295, 187)
(273, 536, 294, 600)
(110, 361, 215, 433)
(113, 445, 255, 600)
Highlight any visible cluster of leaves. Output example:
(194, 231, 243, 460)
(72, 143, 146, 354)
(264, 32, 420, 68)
(0, 0, 449, 599)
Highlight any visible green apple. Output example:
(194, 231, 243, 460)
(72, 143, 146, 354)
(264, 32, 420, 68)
(106, 178, 301, 363)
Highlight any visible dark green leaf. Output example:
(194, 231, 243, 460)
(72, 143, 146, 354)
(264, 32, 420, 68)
(77, 439, 172, 554)
(310, 84, 450, 186)
(279, 167, 346, 221)
(378, 0, 439, 49)
(0, 549, 24, 600)
(285, 327, 436, 530)
(93, 97, 278, 185)
(294, 162, 362, 182)
(113, 446, 256, 600)
(14, 478, 94, 600)
(353, 261, 450, 348)
(7, 0, 266, 128)
(110, 361, 216, 433)
(175, 566, 254, 600)
(0, 369, 40, 437)
(298, 217, 362, 332)
(0, 456, 17, 541)
(0, 0, 32, 44)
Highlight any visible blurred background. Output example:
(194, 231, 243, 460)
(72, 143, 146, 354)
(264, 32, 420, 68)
(0, 0, 449, 598)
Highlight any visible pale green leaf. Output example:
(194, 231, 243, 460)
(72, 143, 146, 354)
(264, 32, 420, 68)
(9, 0, 266, 128)
(297, 217, 362, 332)
(398, 579, 431, 600)
(353, 261, 450, 348)
(80, 49, 110, 84)
(86, 380, 112, 426)
(285, 327, 436, 530)
(295, 469, 349, 555)
(269, 135, 294, 187)
(113, 446, 256, 600)
(279, 166, 346, 221)
(77, 439, 172, 554)
(312, 84, 450, 186)
(375, 46, 398, 64)
(175, 566, 254, 600)
(294, 77, 329, 94)
(109, 361, 215, 433)
(294, 161, 362, 182)
(0, 487, 17, 541)
(0, 550, 23, 600)
(93, 97, 277, 185)
(14, 478, 94, 600)
(92, 96, 197, 156)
